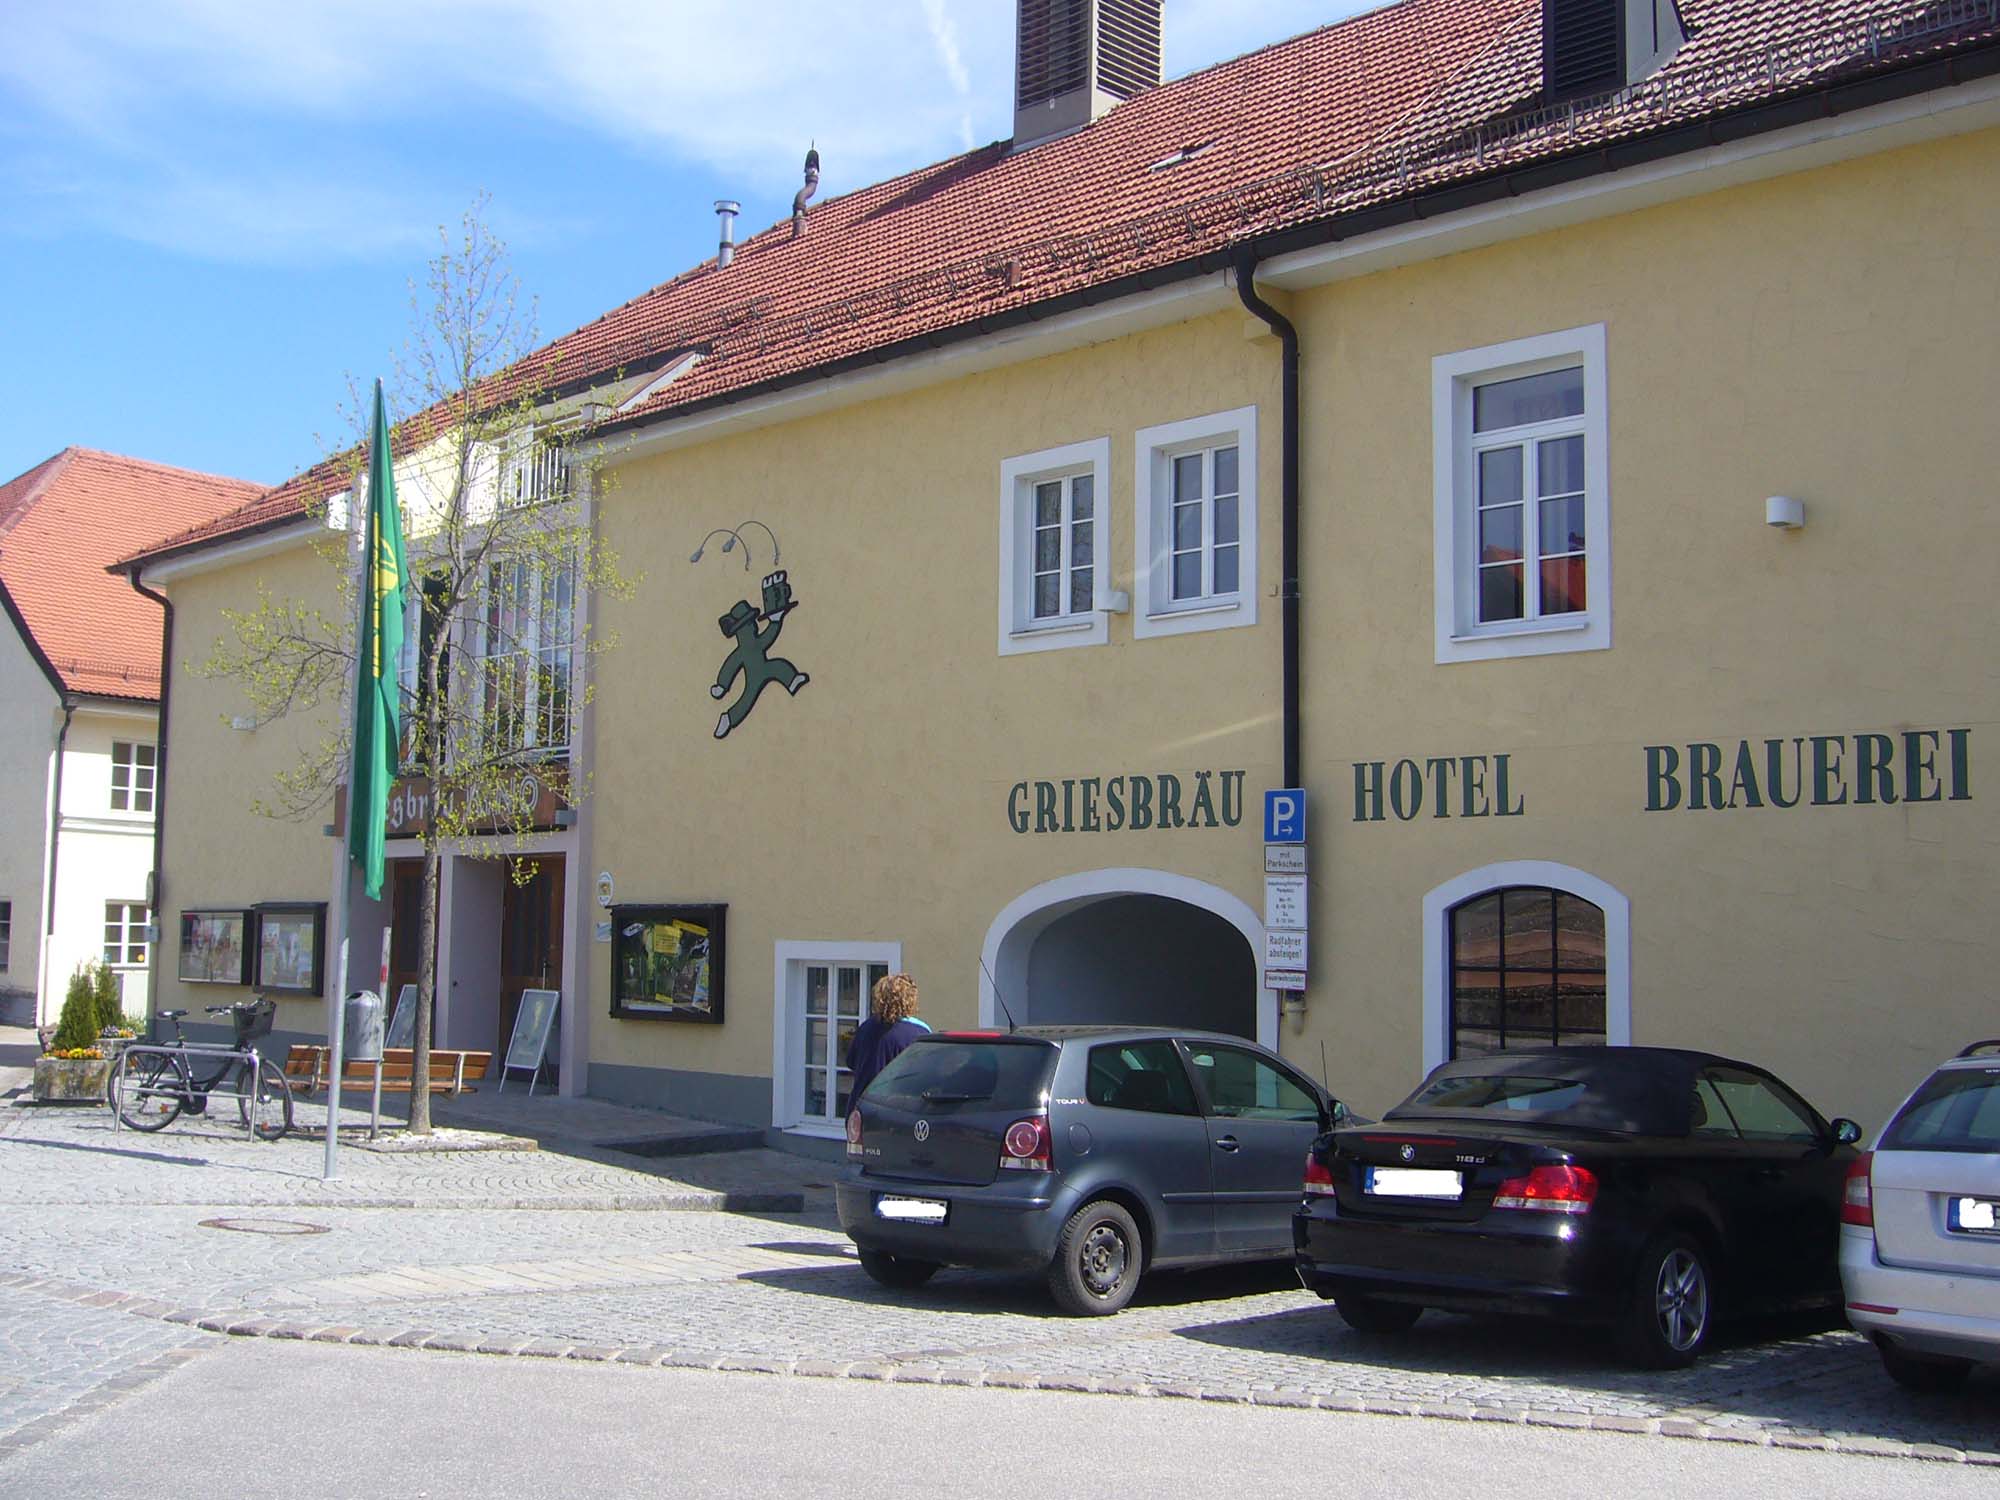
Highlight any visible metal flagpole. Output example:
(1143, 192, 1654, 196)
(322, 479, 371, 1180)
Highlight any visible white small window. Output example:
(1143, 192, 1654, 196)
(104, 902, 151, 968)
(1134, 407, 1258, 638)
(998, 438, 1111, 656)
(1434, 325, 1609, 663)
(771, 940, 901, 1136)
(110, 742, 157, 814)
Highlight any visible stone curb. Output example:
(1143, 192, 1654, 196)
(1, 1268, 1990, 1468)
(0, 1191, 806, 1213)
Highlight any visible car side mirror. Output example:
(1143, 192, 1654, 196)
(1832, 1118, 1863, 1147)
(1330, 1099, 1349, 1125)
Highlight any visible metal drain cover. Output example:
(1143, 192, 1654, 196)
(199, 1217, 330, 1236)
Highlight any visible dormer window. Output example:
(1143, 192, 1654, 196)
(1542, 0, 1685, 104)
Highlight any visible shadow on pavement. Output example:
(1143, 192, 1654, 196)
(1179, 1295, 1999, 1448)
(2, 1134, 217, 1169)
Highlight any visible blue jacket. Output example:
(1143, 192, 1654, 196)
(846, 1017, 929, 1105)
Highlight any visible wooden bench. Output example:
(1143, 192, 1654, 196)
(282, 1045, 491, 1098)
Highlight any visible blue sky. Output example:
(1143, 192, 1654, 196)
(0, 2, 1376, 490)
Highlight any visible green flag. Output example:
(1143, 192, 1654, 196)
(347, 379, 407, 901)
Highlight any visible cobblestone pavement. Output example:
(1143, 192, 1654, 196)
(2, 1102, 1994, 1467)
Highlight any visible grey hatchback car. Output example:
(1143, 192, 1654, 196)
(835, 1025, 1349, 1314)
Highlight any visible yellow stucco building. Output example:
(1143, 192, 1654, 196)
(128, 0, 2000, 1146)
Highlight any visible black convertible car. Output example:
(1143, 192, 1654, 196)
(1293, 1047, 1863, 1367)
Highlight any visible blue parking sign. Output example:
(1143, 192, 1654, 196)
(1264, 788, 1306, 844)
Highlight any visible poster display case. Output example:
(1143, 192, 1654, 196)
(610, 904, 725, 1023)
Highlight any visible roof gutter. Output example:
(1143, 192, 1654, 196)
(1232, 252, 1301, 795)
(126, 567, 174, 997)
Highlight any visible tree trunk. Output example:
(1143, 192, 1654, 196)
(412, 836, 440, 1133)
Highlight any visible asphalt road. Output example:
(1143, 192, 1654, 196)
(7, 1337, 1994, 1500)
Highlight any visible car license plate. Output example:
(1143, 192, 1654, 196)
(875, 1195, 947, 1224)
(1950, 1196, 1998, 1234)
(1365, 1167, 1462, 1200)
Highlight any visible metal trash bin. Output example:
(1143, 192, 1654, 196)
(343, 990, 385, 1064)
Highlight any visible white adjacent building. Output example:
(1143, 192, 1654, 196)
(0, 448, 262, 1027)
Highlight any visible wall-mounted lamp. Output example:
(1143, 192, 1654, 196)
(689, 519, 783, 570)
(1765, 495, 1806, 530)
(1102, 589, 1131, 614)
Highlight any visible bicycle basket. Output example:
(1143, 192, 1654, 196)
(232, 999, 277, 1046)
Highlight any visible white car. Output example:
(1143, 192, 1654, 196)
(1840, 1040, 2000, 1390)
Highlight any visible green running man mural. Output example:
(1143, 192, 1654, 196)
(710, 569, 809, 738)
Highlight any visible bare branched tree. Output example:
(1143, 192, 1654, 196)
(204, 199, 636, 1132)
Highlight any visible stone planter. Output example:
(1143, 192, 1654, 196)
(32, 1055, 113, 1103)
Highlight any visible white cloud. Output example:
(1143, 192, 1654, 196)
(0, 1, 1376, 265)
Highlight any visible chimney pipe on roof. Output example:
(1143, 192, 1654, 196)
(791, 145, 820, 239)
(715, 199, 741, 268)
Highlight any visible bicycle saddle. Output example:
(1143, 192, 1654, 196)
(157, 1009, 188, 1020)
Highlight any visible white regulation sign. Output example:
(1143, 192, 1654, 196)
(1264, 874, 1307, 931)
(1263, 927, 1308, 979)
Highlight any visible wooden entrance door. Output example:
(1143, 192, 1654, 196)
(498, 855, 565, 1063)
(386, 859, 426, 1033)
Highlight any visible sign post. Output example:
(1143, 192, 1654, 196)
(1262, 789, 1309, 995)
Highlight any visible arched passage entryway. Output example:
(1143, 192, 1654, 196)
(980, 868, 1277, 1048)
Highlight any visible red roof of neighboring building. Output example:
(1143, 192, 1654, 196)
(130, 0, 2000, 564)
(0, 448, 264, 702)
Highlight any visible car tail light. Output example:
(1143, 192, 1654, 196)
(1491, 1164, 1597, 1214)
(1841, 1152, 1873, 1228)
(1303, 1151, 1336, 1196)
(999, 1116, 1051, 1172)
(845, 1109, 863, 1158)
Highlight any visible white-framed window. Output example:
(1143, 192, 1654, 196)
(1433, 325, 1609, 663)
(771, 940, 900, 1135)
(998, 438, 1111, 655)
(501, 433, 573, 511)
(1421, 862, 1630, 1073)
(104, 902, 151, 968)
(1134, 406, 1258, 638)
(467, 554, 576, 759)
(109, 741, 157, 814)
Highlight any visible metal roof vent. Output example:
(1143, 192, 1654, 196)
(1543, 0, 1685, 104)
(1014, 0, 1161, 151)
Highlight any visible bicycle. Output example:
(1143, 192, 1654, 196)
(107, 999, 293, 1141)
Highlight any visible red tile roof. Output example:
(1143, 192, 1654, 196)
(133, 0, 2000, 563)
(0, 448, 264, 701)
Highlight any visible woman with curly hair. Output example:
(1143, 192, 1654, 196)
(844, 971, 930, 1105)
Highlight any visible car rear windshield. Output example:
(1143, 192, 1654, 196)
(1404, 1074, 1591, 1115)
(868, 1040, 1056, 1113)
(1881, 1067, 2000, 1153)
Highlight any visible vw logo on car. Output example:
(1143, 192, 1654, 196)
(913, 1119, 930, 1142)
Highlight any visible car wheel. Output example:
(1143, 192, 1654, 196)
(856, 1249, 939, 1290)
(1048, 1200, 1141, 1316)
(1620, 1231, 1713, 1369)
(1876, 1337, 1974, 1392)
(1335, 1293, 1422, 1335)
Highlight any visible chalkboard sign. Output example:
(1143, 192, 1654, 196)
(386, 984, 417, 1049)
(502, 988, 560, 1094)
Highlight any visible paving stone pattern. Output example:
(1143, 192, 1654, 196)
(2, 1103, 1995, 1466)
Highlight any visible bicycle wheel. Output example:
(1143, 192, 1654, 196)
(236, 1057, 293, 1142)
(110, 1050, 184, 1132)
